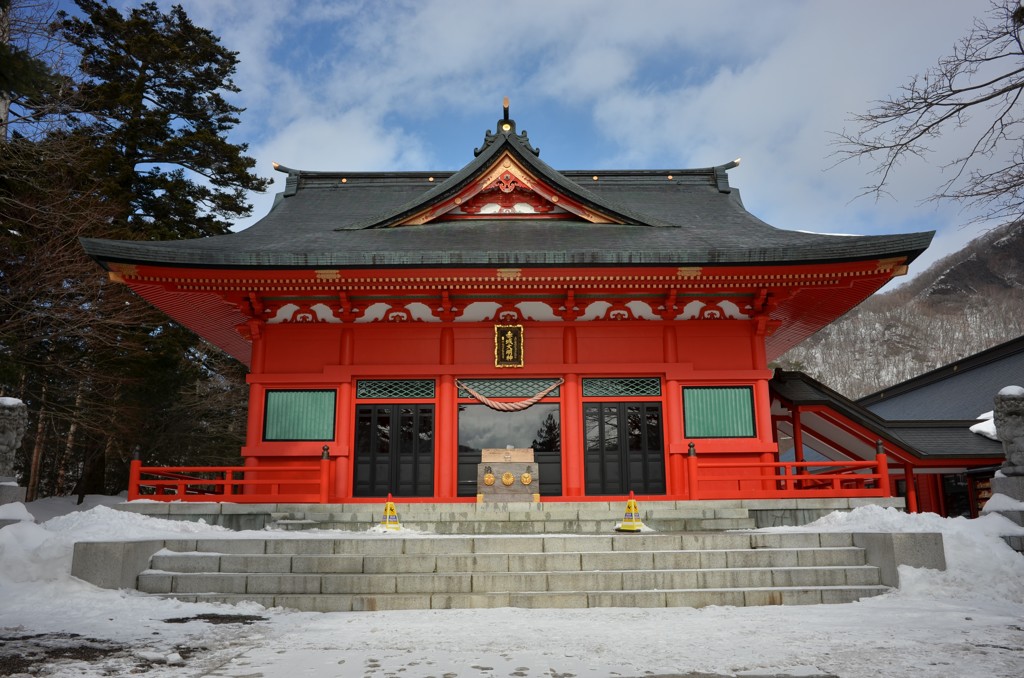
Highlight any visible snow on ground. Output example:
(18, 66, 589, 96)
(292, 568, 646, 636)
(1, 496, 1024, 678)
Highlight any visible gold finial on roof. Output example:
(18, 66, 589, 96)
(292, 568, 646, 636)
(501, 97, 512, 131)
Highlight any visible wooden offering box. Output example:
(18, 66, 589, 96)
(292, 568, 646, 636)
(478, 448, 540, 502)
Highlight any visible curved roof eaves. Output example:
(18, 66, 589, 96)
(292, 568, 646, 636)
(81, 225, 933, 270)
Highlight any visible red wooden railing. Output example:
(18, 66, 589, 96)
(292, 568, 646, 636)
(127, 459, 330, 503)
(687, 453, 890, 500)
(128, 454, 890, 503)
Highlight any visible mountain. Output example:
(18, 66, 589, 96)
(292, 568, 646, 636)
(776, 221, 1024, 399)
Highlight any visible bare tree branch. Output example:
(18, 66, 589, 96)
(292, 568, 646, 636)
(833, 0, 1024, 223)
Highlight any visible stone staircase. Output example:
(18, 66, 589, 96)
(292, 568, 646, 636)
(135, 532, 888, 612)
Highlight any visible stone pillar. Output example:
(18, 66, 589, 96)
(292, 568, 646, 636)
(0, 397, 28, 505)
(992, 385, 1024, 502)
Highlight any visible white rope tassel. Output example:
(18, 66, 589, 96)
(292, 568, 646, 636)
(456, 378, 565, 412)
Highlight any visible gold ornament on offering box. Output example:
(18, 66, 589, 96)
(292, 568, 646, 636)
(476, 448, 540, 503)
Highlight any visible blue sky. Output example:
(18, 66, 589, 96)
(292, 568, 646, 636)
(116, 0, 999, 279)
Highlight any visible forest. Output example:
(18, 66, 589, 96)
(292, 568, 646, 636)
(1, 0, 263, 500)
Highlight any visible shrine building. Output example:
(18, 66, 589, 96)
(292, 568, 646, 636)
(81, 104, 934, 504)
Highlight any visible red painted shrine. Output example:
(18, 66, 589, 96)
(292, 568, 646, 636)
(82, 104, 935, 504)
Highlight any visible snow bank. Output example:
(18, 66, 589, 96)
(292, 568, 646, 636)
(0, 502, 33, 521)
(982, 492, 1024, 512)
(44, 504, 233, 541)
(762, 504, 1024, 603)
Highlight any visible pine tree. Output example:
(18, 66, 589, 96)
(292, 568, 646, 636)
(57, 0, 270, 239)
(0, 0, 62, 138)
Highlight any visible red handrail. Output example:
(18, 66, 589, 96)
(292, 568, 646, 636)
(689, 453, 890, 500)
(127, 453, 891, 504)
(128, 459, 331, 503)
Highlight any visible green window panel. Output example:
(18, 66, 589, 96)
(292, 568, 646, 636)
(683, 386, 755, 438)
(457, 379, 560, 399)
(264, 390, 336, 441)
(582, 377, 661, 397)
(356, 380, 435, 399)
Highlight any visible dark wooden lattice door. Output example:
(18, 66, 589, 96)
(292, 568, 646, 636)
(584, 402, 665, 495)
(353, 404, 434, 497)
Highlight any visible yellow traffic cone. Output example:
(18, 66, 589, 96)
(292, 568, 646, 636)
(381, 493, 401, 531)
(615, 491, 644, 533)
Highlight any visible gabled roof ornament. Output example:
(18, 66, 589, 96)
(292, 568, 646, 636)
(475, 97, 540, 157)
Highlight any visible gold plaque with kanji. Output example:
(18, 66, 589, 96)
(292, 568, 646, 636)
(494, 324, 524, 368)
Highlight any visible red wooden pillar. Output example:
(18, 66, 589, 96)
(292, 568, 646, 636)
(128, 459, 142, 500)
(662, 326, 685, 497)
(876, 450, 890, 498)
(243, 378, 265, 496)
(903, 462, 919, 513)
(752, 321, 777, 490)
(437, 328, 457, 499)
(334, 380, 353, 500)
(562, 373, 583, 496)
(561, 327, 583, 497)
(753, 378, 775, 448)
(244, 320, 266, 454)
(664, 380, 685, 496)
(333, 328, 355, 501)
(750, 314, 777, 489)
(245, 383, 265, 452)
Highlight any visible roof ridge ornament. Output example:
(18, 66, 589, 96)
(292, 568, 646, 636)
(475, 97, 540, 157)
(713, 158, 740, 193)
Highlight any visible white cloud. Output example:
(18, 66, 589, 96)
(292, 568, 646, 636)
(169, 0, 998, 271)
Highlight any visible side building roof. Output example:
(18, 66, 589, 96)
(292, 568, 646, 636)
(857, 335, 1024, 420)
(770, 369, 1002, 463)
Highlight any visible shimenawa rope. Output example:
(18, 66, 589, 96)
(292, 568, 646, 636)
(455, 378, 564, 411)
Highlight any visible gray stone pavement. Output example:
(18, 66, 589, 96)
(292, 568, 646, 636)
(196, 645, 839, 678)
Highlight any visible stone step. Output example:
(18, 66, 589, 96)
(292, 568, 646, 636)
(148, 546, 868, 575)
(111, 498, 910, 531)
(267, 504, 758, 533)
(278, 506, 753, 521)
(293, 517, 757, 533)
(158, 585, 890, 612)
(141, 531, 856, 555)
(139, 564, 881, 596)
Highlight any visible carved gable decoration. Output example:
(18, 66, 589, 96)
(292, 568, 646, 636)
(398, 152, 618, 226)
